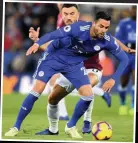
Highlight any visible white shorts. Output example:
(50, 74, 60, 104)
(56, 68, 103, 93)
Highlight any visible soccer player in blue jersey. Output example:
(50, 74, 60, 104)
(115, 6, 136, 116)
(29, 4, 135, 136)
(29, 4, 113, 134)
(5, 11, 129, 138)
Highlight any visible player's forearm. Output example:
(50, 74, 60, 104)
(40, 41, 52, 51)
(111, 50, 128, 80)
(115, 38, 129, 53)
(34, 38, 52, 51)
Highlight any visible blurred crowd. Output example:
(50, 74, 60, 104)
(4, 3, 59, 52)
(4, 3, 59, 74)
(4, 3, 133, 75)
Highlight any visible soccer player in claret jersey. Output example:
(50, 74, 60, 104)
(115, 6, 136, 116)
(5, 6, 132, 138)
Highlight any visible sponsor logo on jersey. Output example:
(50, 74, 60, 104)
(64, 25, 71, 32)
(38, 71, 44, 77)
(94, 45, 101, 51)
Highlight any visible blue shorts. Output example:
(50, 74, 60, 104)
(122, 53, 135, 75)
(33, 55, 90, 90)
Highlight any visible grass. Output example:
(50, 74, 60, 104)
(1, 93, 135, 142)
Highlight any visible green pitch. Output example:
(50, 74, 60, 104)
(2, 93, 135, 142)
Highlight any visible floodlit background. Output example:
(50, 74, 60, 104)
(3, 3, 135, 94)
(2, 2, 136, 142)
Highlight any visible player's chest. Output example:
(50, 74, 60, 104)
(73, 39, 106, 53)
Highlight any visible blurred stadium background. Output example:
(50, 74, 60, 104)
(2, 2, 136, 142)
(3, 3, 135, 95)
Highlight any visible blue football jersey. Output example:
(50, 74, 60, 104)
(36, 21, 128, 79)
(40, 21, 121, 65)
(115, 18, 136, 74)
(115, 18, 136, 48)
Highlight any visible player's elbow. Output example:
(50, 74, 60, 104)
(116, 50, 129, 69)
(121, 52, 129, 69)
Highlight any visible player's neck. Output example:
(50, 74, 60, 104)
(90, 26, 97, 40)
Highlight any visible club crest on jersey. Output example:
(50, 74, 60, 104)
(38, 71, 44, 77)
(64, 25, 71, 32)
(94, 45, 101, 51)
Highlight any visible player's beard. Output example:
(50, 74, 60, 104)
(98, 33, 104, 38)
(96, 30, 104, 39)
(93, 28, 104, 39)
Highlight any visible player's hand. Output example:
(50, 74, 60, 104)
(127, 48, 135, 54)
(102, 78, 115, 92)
(29, 27, 40, 42)
(26, 43, 39, 56)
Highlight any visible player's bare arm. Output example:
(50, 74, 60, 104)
(114, 38, 135, 54)
(26, 43, 39, 55)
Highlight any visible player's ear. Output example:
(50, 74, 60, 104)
(93, 21, 96, 26)
(77, 12, 80, 20)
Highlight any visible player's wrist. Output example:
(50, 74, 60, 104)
(33, 43, 39, 47)
(34, 38, 40, 47)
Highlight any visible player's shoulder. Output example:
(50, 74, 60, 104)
(74, 20, 92, 32)
(77, 20, 92, 25)
(104, 33, 120, 50)
(74, 20, 92, 27)
(103, 32, 112, 42)
(77, 20, 92, 26)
